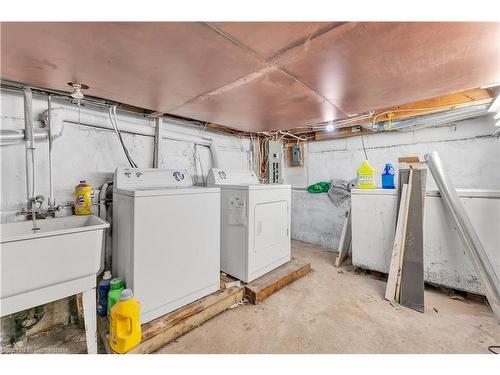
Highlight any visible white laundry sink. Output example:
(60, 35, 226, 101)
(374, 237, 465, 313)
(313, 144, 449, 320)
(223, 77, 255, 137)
(0, 215, 109, 316)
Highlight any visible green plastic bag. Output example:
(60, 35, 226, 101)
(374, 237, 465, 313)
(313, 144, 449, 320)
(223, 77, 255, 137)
(307, 181, 331, 193)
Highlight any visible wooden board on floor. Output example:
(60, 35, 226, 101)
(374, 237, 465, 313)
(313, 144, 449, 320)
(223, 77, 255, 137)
(98, 285, 245, 354)
(244, 259, 312, 304)
(335, 206, 351, 267)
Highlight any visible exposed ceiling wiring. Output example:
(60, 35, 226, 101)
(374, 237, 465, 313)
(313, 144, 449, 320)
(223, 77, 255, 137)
(109, 105, 138, 168)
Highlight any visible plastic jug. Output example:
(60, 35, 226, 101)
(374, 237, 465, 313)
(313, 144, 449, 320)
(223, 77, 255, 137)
(107, 278, 125, 318)
(381, 163, 395, 189)
(97, 271, 112, 317)
(74, 180, 93, 215)
(109, 289, 141, 353)
(357, 160, 375, 189)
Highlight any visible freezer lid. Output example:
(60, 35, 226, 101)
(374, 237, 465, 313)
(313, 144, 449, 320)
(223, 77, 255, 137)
(427, 189, 500, 198)
(114, 168, 193, 189)
(351, 188, 500, 198)
(207, 168, 259, 186)
(351, 188, 397, 196)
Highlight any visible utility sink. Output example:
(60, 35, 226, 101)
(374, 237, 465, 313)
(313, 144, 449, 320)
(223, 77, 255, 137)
(0, 215, 109, 316)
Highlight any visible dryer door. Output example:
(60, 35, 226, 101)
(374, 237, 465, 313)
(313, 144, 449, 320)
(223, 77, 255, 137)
(250, 200, 290, 277)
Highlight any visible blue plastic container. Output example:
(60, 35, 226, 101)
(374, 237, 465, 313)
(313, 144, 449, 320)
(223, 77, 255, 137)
(97, 271, 112, 317)
(381, 163, 395, 189)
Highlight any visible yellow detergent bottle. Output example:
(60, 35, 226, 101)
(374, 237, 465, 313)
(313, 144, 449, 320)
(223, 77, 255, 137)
(357, 160, 376, 189)
(109, 289, 141, 353)
(74, 180, 93, 215)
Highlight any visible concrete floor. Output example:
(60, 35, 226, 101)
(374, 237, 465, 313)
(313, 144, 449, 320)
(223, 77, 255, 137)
(157, 240, 499, 354)
(9, 240, 499, 354)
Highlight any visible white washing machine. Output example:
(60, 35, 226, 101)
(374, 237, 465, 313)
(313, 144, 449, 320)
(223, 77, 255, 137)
(207, 168, 291, 282)
(112, 168, 220, 323)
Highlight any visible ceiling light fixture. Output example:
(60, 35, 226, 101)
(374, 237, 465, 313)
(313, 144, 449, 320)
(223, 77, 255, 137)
(67, 82, 89, 103)
(326, 123, 334, 132)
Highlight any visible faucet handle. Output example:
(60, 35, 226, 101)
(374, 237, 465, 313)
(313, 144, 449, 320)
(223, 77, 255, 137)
(17, 207, 30, 216)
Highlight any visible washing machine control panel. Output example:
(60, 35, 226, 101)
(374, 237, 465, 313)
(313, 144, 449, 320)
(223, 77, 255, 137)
(207, 168, 259, 186)
(114, 168, 193, 189)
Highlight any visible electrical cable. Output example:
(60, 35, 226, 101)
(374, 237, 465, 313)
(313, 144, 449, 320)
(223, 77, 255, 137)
(109, 106, 137, 168)
(360, 133, 368, 160)
(488, 345, 499, 354)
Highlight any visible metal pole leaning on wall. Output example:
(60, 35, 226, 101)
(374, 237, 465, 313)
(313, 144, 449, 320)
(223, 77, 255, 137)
(425, 151, 500, 322)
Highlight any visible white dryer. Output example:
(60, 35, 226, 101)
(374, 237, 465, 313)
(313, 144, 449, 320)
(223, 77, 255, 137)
(207, 168, 291, 282)
(112, 168, 220, 323)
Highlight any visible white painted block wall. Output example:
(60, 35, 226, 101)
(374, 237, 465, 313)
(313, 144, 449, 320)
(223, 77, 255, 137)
(0, 90, 252, 221)
(284, 115, 500, 250)
(0, 89, 252, 342)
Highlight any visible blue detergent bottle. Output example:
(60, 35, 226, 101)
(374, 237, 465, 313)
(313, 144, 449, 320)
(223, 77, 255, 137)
(97, 271, 112, 316)
(382, 163, 395, 189)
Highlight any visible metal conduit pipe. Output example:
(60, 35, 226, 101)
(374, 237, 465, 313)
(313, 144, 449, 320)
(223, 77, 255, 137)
(0, 129, 50, 146)
(23, 88, 35, 208)
(425, 151, 500, 323)
(47, 95, 55, 208)
(1, 106, 220, 148)
(2, 104, 240, 172)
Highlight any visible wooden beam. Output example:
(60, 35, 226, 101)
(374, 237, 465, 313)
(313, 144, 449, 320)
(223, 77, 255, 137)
(369, 88, 493, 124)
(307, 88, 493, 142)
(244, 259, 312, 304)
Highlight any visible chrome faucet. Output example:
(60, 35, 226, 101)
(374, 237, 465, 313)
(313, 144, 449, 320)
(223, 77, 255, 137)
(17, 195, 64, 230)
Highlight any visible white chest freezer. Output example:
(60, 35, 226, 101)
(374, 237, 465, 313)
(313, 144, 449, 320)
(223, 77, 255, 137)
(112, 168, 220, 323)
(207, 168, 291, 282)
(351, 188, 500, 294)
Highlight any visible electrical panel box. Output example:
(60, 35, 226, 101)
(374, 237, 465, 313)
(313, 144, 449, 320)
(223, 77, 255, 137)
(267, 140, 282, 184)
(291, 144, 303, 166)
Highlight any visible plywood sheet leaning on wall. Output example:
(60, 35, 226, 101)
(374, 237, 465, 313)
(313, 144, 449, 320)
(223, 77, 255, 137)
(396, 158, 427, 313)
(335, 206, 352, 267)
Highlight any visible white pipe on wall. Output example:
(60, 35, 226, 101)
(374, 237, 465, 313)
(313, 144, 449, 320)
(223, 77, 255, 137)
(23, 88, 35, 208)
(48, 107, 215, 147)
(1, 107, 214, 147)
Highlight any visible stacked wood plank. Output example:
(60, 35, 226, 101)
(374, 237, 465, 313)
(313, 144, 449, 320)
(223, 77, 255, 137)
(385, 157, 427, 312)
(99, 259, 312, 354)
(244, 259, 312, 304)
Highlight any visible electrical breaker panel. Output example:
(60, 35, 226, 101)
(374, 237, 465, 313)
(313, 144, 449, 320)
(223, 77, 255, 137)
(291, 144, 303, 166)
(267, 140, 282, 184)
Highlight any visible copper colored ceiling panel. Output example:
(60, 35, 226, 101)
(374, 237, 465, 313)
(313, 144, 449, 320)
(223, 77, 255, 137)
(171, 67, 343, 132)
(1, 22, 500, 133)
(0, 22, 263, 111)
(276, 22, 500, 115)
(210, 22, 339, 60)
